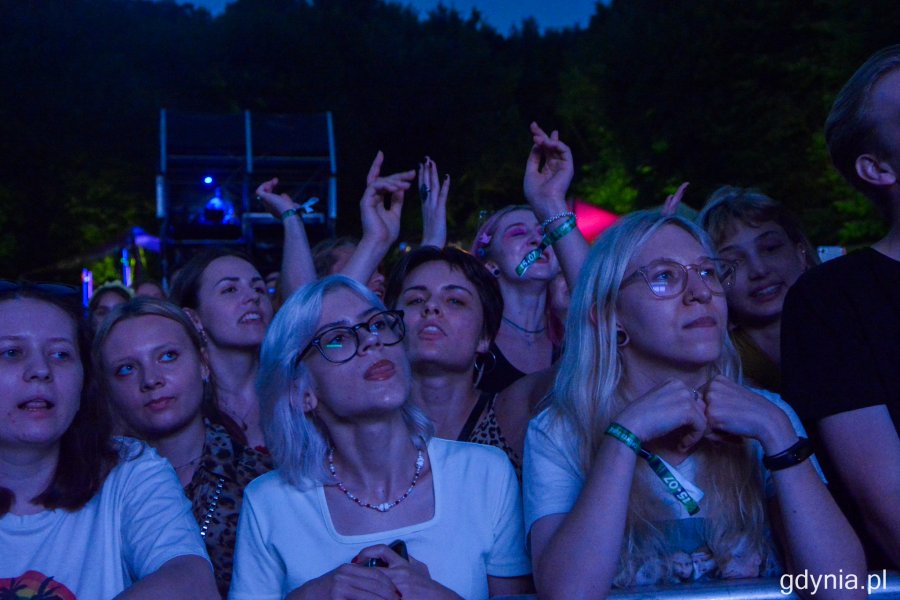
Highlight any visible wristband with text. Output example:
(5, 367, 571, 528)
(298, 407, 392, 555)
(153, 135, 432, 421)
(281, 207, 301, 222)
(515, 215, 577, 277)
(604, 422, 702, 516)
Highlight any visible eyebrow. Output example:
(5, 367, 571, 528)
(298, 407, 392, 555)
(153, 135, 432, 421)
(401, 284, 474, 296)
(502, 222, 530, 233)
(215, 275, 265, 286)
(314, 307, 380, 333)
(0, 335, 75, 343)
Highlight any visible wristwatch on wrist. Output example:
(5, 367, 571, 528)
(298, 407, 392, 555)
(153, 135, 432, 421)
(763, 437, 813, 471)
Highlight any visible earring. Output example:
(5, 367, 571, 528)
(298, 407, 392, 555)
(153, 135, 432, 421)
(616, 329, 629, 347)
(492, 268, 500, 277)
(473, 351, 497, 387)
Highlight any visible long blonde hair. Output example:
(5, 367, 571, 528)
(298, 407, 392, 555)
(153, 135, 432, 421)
(551, 210, 773, 584)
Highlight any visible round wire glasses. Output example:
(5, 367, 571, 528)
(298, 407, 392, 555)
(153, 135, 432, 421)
(620, 259, 736, 298)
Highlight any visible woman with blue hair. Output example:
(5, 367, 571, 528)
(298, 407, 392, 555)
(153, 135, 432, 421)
(229, 275, 532, 600)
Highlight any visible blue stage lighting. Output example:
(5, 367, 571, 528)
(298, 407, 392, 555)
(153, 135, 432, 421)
(203, 176, 214, 185)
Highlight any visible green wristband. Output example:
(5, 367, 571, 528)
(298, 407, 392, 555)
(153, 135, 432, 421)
(515, 215, 577, 277)
(281, 207, 300, 221)
(605, 422, 642, 454)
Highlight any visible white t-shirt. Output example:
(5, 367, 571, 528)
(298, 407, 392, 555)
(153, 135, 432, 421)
(524, 387, 822, 534)
(0, 438, 210, 600)
(229, 438, 530, 600)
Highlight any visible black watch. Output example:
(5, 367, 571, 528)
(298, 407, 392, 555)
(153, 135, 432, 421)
(763, 437, 813, 471)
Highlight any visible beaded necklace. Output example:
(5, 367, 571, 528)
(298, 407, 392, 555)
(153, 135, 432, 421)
(328, 447, 425, 513)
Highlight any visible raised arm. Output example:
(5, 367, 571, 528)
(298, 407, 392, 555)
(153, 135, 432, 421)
(523, 122, 590, 288)
(256, 177, 317, 299)
(419, 156, 450, 248)
(340, 151, 415, 285)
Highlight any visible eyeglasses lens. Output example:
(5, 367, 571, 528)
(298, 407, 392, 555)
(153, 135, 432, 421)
(318, 312, 404, 363)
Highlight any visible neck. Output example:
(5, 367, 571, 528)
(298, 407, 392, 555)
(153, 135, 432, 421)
(326, 414, 420, 492)
(208, 346, 259, 412)
(148, 415, 207, 484)
(498, 280, 548, 327)
(410, 369, 480, 439)
(872, 217, 900, 261)
(739, 319, 782, 365)
(0, 445, 61, 515)
(621, 360, 711, 400)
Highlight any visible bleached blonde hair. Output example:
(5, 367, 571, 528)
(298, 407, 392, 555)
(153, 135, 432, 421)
(551, 210, 774, 585)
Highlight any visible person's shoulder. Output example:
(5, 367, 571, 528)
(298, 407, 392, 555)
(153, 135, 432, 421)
(244, 469, 291, 496)
(113, 436, 161, 466)
(793, 248, 877, 291)
(429, 438, 512, 474)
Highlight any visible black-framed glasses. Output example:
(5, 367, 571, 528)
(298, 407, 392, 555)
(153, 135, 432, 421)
(621, 259, 736, 299)
(298, 310, 406, 364)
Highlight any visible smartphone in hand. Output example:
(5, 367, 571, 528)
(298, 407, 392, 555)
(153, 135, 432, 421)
(366, 539, 408, 567)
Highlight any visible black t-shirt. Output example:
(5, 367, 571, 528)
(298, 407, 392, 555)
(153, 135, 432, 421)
(781, 247, 900, 568)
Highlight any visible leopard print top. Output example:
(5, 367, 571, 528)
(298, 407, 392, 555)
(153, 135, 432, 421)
(185, 420, 274, 597)
(466, 394, 523, 480)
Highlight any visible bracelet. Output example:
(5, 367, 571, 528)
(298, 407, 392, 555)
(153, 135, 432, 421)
(540, 211, 575, 230)
(605, 422, 642, 454)
(280, 207, 301, 222)
(763, 437, 813, 471)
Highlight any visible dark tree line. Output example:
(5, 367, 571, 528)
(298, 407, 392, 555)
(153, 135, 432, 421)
(0, 0, 896, 278)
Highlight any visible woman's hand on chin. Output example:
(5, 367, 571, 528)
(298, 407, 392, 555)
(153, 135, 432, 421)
(285, 560, 399, 600)
(700, 376, 797, 454)
(615, 378, 708, 449)
(353, 545, 464, 600)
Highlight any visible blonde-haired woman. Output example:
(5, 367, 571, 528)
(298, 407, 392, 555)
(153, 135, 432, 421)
(524, 211, 864, 598)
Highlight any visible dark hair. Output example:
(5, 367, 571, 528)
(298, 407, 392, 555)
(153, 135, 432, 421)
(698, 186, 819, 267)
(168, 248, 257, 309)
(311, 236, 358, 278)
(0, 286, 119, 516)
(87, 282, 132, 314)
(385, 245, 503, 344)
(825, 44, 900, 206)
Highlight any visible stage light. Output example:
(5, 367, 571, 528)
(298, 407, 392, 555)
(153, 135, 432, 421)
(203, 176, 214, 185)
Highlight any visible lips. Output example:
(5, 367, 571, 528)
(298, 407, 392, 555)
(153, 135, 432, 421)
(17, 398, 55, 411)
(749, 283, 783, 302)
(417, 322, 446, 339)
(145, 396, 175, 411)
(364, 359, 396, 381)
(684, 316, 717, 328)
(238, 311, 264, 324)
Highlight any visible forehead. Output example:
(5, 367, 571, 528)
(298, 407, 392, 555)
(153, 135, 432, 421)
(318, 287, 377, 326)
(630, 224, 707, 267)
(96, 290, 128, 308)
(496, 208, 538, 230)
(328, 245, 355, 274)
(0, 298, 77, 340)
(105, 314, 192, 350)
(404, 261, 475, 291)
(201, 256, 261, 286)
(718, 220, 788, 249)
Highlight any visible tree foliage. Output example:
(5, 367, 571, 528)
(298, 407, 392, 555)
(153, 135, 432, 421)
(0, 0, 896, 278)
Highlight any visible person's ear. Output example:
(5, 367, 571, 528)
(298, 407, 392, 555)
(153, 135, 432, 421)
(476, 336, 491, 355)
(855, 154, 897, 188)
(294, 386, 317, 413)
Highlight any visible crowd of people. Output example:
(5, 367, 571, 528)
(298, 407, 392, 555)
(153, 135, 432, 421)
(1, 45, 898, 600)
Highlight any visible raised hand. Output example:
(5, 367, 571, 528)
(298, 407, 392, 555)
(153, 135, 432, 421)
(662, 182, 690, 216)
(256, 177, 298, 218)
(418, 156, 450, 248)
(523, 122, 574, 220)
(359, 151, 415, 248)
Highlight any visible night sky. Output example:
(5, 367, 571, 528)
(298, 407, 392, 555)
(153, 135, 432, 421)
(174, 0, 597, 33)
